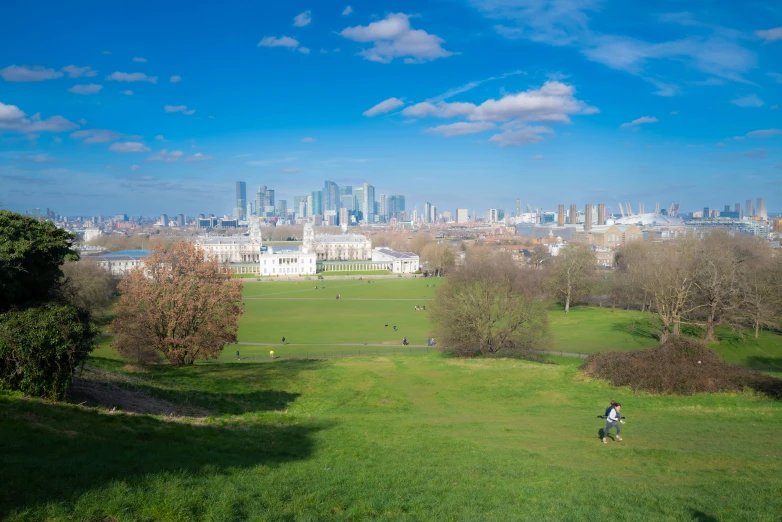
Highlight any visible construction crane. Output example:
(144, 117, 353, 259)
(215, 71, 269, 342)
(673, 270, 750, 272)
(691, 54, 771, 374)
(618, 202, 626, 218)
(626, 202, 633, 217)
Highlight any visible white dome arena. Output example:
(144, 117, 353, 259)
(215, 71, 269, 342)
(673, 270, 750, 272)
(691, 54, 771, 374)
(613, 213, 684, 227)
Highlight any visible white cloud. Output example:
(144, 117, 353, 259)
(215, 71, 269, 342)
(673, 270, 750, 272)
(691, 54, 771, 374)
(427, 70, 525, 104)
(132, 57, 148, 63)
(71, 129, 122, 143)
(747, 129, 782, 138)
(170, 75, 182, 83)
(105, 72, 158, 83)
(621, 116, 659, 128)
(147, 149, 183, 162)
(165, 105, 194, 115)
(298, 47, 311, 55)
(731, 94, 763, 107)
(155, 135, 166, 141)
(293, 10, 312, 27)
(489, 124, 554, 146)
(0, 65, 63, 82)
(471, 1, 756, 93)
(102, 50, 111, 55)
(68, 83, 103, 95)
(343, 5, 353, 15)
(530, 154, 545, 160)
(363, 97, 405, 116)
(109, 141, 149, 152)
(129, 165, 141, 171)
(403, 81, 595, 123)
(768, 72, 782, 83)
(340, 13, 454, 63)
(184, 152, 213, 162)
(282, 167, 300, 173)
(61, 65, 97, 78)
(16, 153, 55, 163)
(121, 89, 134, 95)
(258, 36, 301, 49)
(424, 121, 495, 136)
(0, 101, 78, 133)
(301, 137, 316, 143)
(756, 27, 782, 43)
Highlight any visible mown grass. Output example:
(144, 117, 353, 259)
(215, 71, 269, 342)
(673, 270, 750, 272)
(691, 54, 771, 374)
(320, 270, 392, 276)
(2, 355, 780, 520)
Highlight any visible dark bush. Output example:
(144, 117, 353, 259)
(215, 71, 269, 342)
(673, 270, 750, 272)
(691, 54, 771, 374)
(580, 337, 782, 399)
(0, 304, 98, 400)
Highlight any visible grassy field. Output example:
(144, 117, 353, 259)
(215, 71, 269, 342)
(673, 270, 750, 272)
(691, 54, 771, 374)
(320, 270, 392, 276)
(235, 279, 782, 372)
(2, 354, 780, 520)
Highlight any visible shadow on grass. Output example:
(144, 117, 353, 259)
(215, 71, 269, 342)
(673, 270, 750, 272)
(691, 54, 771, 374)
(610, 317, 659, 342)
(744, 356, 782, 372)
(690, 510, 720, 522)
(0, 396, 328, 519)
(72, 359, 325, 417)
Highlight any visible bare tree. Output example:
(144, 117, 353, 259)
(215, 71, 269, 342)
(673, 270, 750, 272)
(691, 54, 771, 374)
(61, 259, 117, 315)
(431, 249, 548, 357)
(421, 243, 455, 276)
(740, 255, 782, 339)
(409, 233, 433, 255)
(614, 242, 652, 311)
(111, 241, 245, 366)
(546, 244, 597, 313)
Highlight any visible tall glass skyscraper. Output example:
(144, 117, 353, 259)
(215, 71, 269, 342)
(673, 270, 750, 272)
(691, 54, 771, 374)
(324, 180, 339, 212)
(235, 181, 246, 220)
(363, 183, 375, 224)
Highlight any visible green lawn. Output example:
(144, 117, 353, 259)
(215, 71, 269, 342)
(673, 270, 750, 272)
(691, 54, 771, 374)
(2, 355, 780, 520)
(320, 270, 392, 276)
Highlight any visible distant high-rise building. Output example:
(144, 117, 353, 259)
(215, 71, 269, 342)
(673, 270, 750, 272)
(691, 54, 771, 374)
(387, 195, 405, 219)
(558, 204, 565, 226)
(354, 187, 364, 212)
(569, 203, 577, 225)
(324, 180, 339, 212)
(160, 214, 169, 226)
(379, 194, 387, 221)
(486, 209, 498, 222)
(264, 189, 275, 216)
(412, 209, 418, 223)
(703, 207, 710, 218)
(339, 185, 353, 196)
(584, 204, 593, 232)
(177, 214, 185, 227)
(516, 198, 521, 217)
(597, 203, 606, 225)
(756, 197, 767, 220)
(339, 208, 349, 226)
(235, 182, 247, 220)
(456, 208, 469, 223)
(746, 199, 754, 217)
(311, 191, 323, 216)
(255, 185, 266, 217)
(735, 203, 742, 219)
(363, 183, 375, 224)
(424, 202, 432, 224)
(442, 210, 452, 221)
(276, 200, 287, 220)
(431, 205, 437, 223)
(340, 194, 355, 211)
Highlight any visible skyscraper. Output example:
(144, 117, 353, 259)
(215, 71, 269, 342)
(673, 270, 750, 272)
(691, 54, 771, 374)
(276, 200, 287, 219)
(569, 203, 577, 225)
(558, 204, 565, 227)
(311, 190, 323, 216)
(255, 185, 266, 217)
(423, 202, 431, 224)
(746, 199, 754, 217)
(354, 187, 364, 212)
(265, 189, 275, 216)
(340, 194, 355, 211)
(235, 181, 246, 220)
(363, 183, 375, 224)
(388, 195, 405, 219)
(431, 205, 437, 224)
(757, 197, 767, 220)
(584, 204, 593, 232)
(324, 180, 339, 212)
(597, 203, 606, 225)
(516, 198, 521, 216)
(379, 194, 387, 222)
(735, 203, 742, 219)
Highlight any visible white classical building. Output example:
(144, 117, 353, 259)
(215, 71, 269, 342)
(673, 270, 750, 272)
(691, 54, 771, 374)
(259, 222, 317, 277)
(95, 250, 149, 276)
(371, 248, 420, 273)
(196, 236, 260, 264)
(306, 223, 372, 261)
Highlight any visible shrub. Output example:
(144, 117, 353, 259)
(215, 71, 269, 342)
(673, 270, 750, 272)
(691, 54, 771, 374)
(580, 337, 781, 399)
(0, 304, 97, 400)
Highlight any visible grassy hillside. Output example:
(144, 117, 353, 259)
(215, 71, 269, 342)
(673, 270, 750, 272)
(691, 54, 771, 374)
(2, 355, 780, 520)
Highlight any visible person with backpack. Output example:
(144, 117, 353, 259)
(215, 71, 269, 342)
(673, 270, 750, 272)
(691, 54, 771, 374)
(603, 401, 624, 443)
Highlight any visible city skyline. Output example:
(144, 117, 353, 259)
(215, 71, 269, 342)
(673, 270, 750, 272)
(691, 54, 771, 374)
(1, 1, 781, 215)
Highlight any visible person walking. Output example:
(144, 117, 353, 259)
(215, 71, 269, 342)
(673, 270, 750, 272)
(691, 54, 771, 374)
(603, 402, 624, 443)
(235, 349, 240, 361)
(270, 350, 274, 359)
(281, 336, 286, 344)
(402, 336, 408, 346)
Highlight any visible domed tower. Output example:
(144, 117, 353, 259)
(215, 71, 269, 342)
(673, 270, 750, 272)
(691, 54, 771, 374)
(302, 222, 314, 253)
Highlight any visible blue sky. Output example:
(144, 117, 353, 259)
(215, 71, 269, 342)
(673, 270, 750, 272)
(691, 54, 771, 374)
(0, 0, 780, 216)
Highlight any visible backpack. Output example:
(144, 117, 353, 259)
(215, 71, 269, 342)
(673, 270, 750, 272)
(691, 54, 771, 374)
(605, 406, 614, 418)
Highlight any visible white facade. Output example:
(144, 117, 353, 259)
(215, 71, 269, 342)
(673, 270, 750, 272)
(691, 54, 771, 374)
(83, 228, 102, 242)
(456, 208, 469, 223)
(260, 248, 317, 276)
(95, 253, 148, 276)
(196, 236, 260, 264)
(371, 248, 420, 273)
(303, 222, 372, 261)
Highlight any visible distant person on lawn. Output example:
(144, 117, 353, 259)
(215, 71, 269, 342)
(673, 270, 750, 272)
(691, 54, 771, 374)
(235, 349, 240, 361)
(603, 402, 624, 443)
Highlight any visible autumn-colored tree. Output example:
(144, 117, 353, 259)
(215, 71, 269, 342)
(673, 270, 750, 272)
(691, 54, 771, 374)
(111, 241, 244, 366)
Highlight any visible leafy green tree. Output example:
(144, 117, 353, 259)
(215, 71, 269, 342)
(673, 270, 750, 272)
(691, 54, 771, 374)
(0, 210, 96, 398)
(0, 304, 97, 400)
(0, 210, 78, 311)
